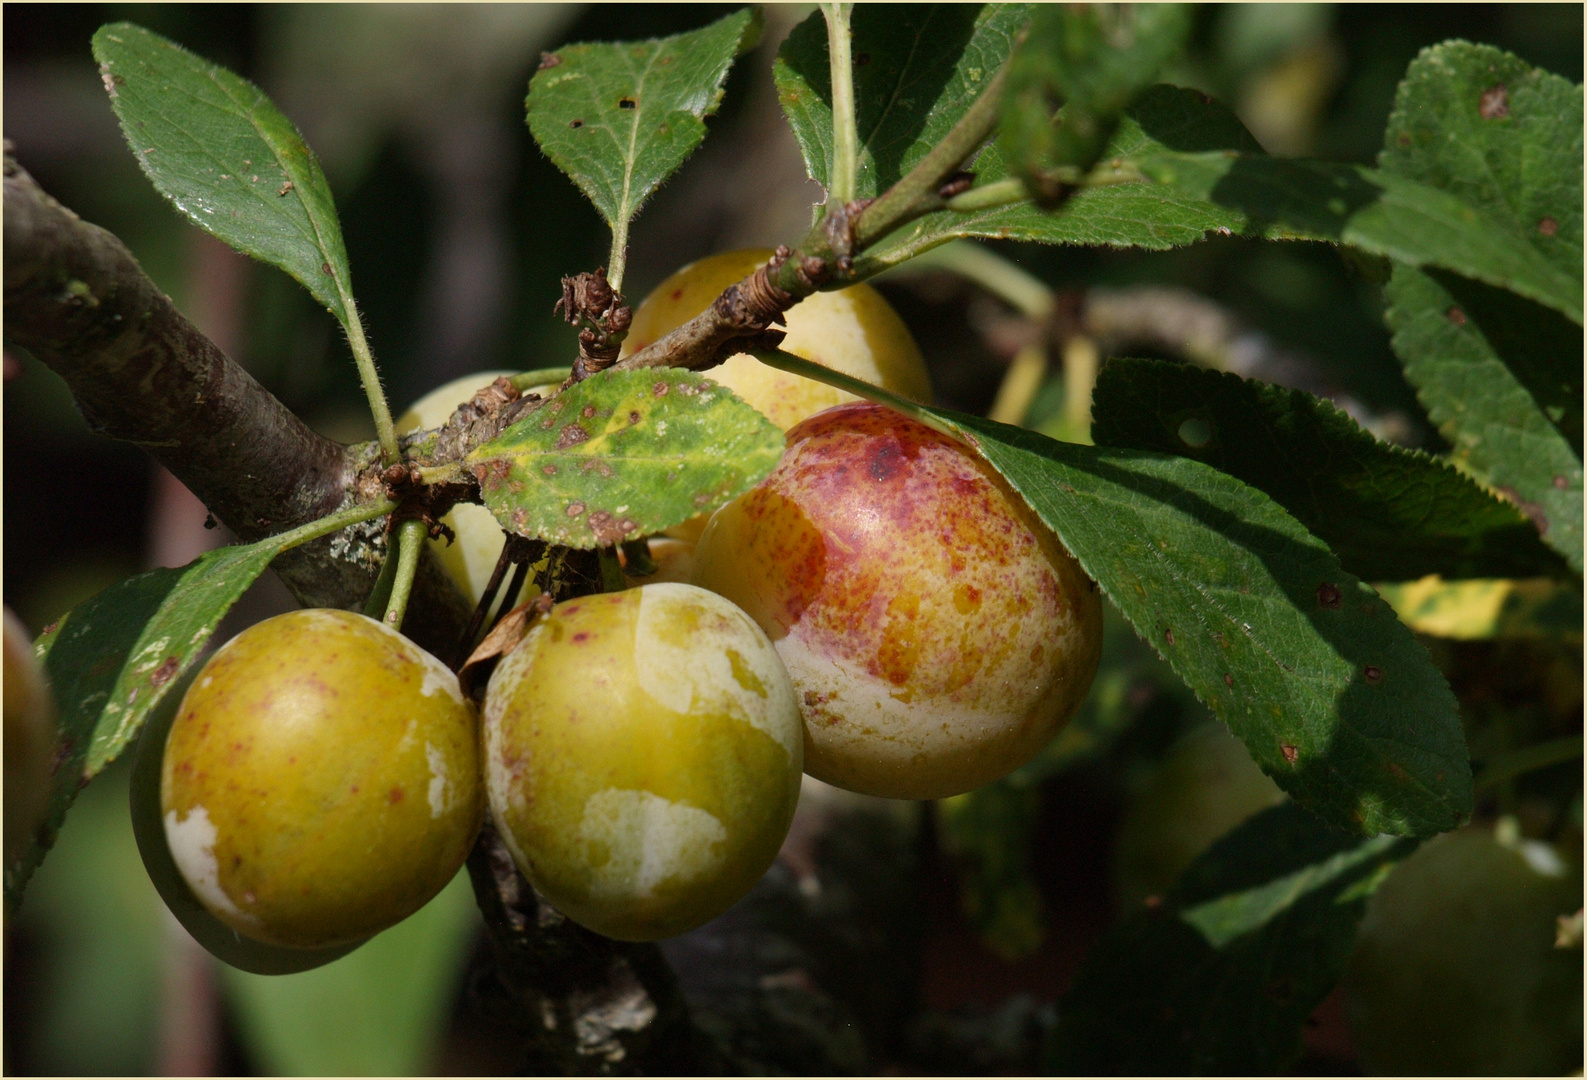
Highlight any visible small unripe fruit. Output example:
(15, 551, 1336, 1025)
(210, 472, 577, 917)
(692, 402, 1103, 800)
(4, 607, 57, 864)
(1111, 723, 1285, 910)
(624, 249, 933, 541)
(1344, 825, 1583, 1075)
(483, 583, 802, 941)
(161, 610, 482, 949)
(397, 372, 555, 607)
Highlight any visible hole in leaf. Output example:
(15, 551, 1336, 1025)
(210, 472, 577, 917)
(1177, 417, 1212, 448)
(618, 97, 636, 109)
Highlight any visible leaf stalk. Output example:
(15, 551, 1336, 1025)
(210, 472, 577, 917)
(383, 517, 430, 630)
(821, 3, 859, 204)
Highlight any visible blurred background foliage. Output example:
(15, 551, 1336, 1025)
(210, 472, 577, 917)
(4, 4, 1581, 1074)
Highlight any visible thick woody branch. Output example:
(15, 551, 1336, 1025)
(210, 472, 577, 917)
(2, 150, 469, 654)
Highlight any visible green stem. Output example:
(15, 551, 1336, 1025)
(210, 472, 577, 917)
(822, 3, 859, 204)
(339, 296, 400, 466)
(607, 216, 630, 295)
(1476, 735, 1584, 791)
(942, 176, 1029, 213)
(853, 61, 1009, 249)
(383, 517, 429, 630)
(893, 240, 1055, 319)
(362, 537, 401, 619)
(752, 348, 940, 430)
(273, 497, 397, 553)
(510, 367, 574, 391)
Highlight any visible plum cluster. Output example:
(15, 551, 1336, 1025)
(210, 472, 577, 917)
(156, 253, 1103, 952)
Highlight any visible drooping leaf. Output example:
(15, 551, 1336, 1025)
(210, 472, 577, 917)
(1384, 267, 1583, 571)
(756, 350, 1471, 838)
(92, 23, 355, 326)
(774, 4, 1030, 198)
(1379, 41, 1581, 293)
(7, 540, 283, 909)
(1048, 802, 1418, 1074)
(223, 871, 479, 1073)
(862, 85, 1261, 267)
(1134, 151, 1583, 324)
(467, 368, 784, 549)
(1374, 42, 1584, 571)
(998, 3, 1191, 199)
(1090, 358, 1569, 581)
(526, 8, 762, 241)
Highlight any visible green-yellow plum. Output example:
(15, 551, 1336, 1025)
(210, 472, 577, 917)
(482, 583, 802, 941)
(623, 249, 933, 542)
(4, 607, 57, 864)
(1343, 824, 1583, 1075)
(161, 609, 482, 949)
(397, 372, 556, 607)
(692, 402, 1103, 800)
(1111, 723, 1285, 910)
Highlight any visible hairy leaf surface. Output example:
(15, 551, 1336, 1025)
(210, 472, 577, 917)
(93, 23, 355, 325)
(467, 368, 784, 549)
(774, 4, 1029, 199)
(1049, 802, 1418, 1073)
(1091, 358, 1569, 581)
(757, 351, 1471, 837)
(8, 541, 282, 908)
(526, 8, 761, 238)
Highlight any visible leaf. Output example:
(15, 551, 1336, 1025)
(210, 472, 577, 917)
(92, 23, 355, 325)
(6, 540, 282, 909)
(773, 4, 1031, 198)
(1090, 358, 1569, 581)
(1374, 42, 1583, 571)
(1376, 575, 1583, 643)
(864, 85, 1261, 264)
(1134, 151, 1583, 324)
(467, 368, 784, 549)
(222, 872, 478, 1074)
(998, 3, 1191, 196)
(937, 784, 1046, 961)
(1379, 41, 1581, 293)
(754, 351, 1472, 837)
(526, 8, 761, 237)
(1384, 266, 1583, 571)
(1048, 802, 1418, 1074)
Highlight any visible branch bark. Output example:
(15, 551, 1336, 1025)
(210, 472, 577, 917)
(2, 149, 470, 653)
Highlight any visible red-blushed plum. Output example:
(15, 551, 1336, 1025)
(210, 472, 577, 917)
(692, 402, 1104, 800)
(161, 610, 482, 949)
(482, 583, 802, 941)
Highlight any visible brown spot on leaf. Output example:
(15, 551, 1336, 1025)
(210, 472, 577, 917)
(1316, 582, 1342, 609)
(652, 381, 669, 396)
(1495, 485, 1549, 533)
(1479, 84, 1509, 118)
(629, 410, 642, 425)
(1446, 306, 1468, 326)
(1554, 475, 1569, 489)
(1281, 743, 1298, 764)
(556, 423, 589, 449)
(1224, 673, 1234, 687)
(1396, 132, 1412, 147)
(150, 656, 181, 687)
(582, 405, 597, 418)
(543, 465, 558, 476)
(1539, 216, 1559, 237)
(566, 501, 586, 517)
(538, 52, 561, 70)
(1364, 665, 1383, 683)
(1164, 628, 1175, 646)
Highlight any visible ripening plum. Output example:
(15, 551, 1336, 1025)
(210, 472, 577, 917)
(161, 609, 482, 949)
(397, 372, 556, 607)
(4, 607, 57, 864)
(482, 583, 802, 941)
(1344, 824, 1583, 1075)
(623, 249, 933, 541)
(692, 401, 1103, 800)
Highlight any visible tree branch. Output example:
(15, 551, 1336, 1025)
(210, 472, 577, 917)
(2, 148, 469, 654)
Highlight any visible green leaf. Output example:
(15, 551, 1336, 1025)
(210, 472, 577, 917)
(223, 871, 479, 1074)
(1385, 267, 1583, 571)
(1379, 41, 1582, 292)
(1090, 358, 1570, 582)
(526, 8, 761, 237)
(937, 784, 1046, 961)
(92, 23, 355, 326)
(1048, 802, 1418, 1074)
(6, 540, 282, 910)
(774, 4, 1030, 198)
(467, 368, 785, 549)
(863, 85, 1261, 265)
(998, 3, 1191, 198)
(754, 351, 1472, 837)
(1134, 151, 1583, 324)
(1373, 42, 1583, 572)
